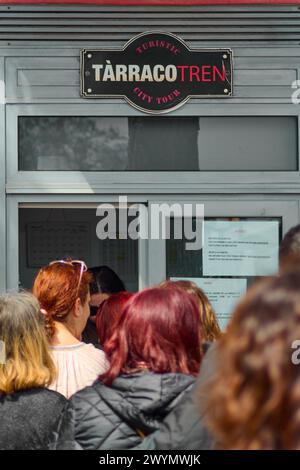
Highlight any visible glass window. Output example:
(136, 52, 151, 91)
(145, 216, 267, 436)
(166, 217, 282, 329)
(18, 116, 298, 172)
(19, 208, 139, 291)
(167, 216, 281, 279)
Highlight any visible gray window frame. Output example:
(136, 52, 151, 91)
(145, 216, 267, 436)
(0, 56, 6, 293)
(147, 199, 299, 285)
(6, 196, 299, 291)
(6, 195, 149, 291)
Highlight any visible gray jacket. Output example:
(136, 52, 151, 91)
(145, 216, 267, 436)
(134, 342, 217, 450)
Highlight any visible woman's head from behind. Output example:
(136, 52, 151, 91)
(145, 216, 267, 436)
(161, 280, 221, 342)
(96, 291, 133, 347)
(205, 270, 300, 450)
(101, 286, 203, 385)
(32, 260, 92, 340)
(0, 292, 56, 394)
(89, 266, 126, 314)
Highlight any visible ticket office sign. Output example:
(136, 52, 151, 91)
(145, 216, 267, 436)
(81, 31, 233, 114)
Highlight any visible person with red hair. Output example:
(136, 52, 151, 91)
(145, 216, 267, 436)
(82, 265, 126, 345)
(66, 285, 203, 450)
(32, 259, 109, 399)
(95, 291, 133, 348)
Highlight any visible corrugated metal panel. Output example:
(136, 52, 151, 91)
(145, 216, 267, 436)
(0, 5, 299, 42)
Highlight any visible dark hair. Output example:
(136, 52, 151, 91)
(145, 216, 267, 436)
(89, 266, 125, 295)
(96, 291, 133, 346)
(101, 286, 203, 385)
(205, 270, 300, 450)
(280, 224, 300, 270)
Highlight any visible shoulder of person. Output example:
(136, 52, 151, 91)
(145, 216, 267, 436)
(67, 381, 112, 433)
(79, 342, 106, 358)
(197, 340, 219, 387)
(38, 389, 69, 416)
(42, 387, 68, 400)
(69, 379, 104, 404)
(17, 387, 68, 406)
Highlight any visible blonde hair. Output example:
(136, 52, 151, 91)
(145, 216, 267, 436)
(160, 280, 222, 342)
(0, 292, 57, 394)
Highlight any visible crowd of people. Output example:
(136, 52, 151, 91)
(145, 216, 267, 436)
(1, 224, 300, 449)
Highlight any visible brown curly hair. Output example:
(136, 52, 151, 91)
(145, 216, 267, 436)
(204, 270, 300, 450)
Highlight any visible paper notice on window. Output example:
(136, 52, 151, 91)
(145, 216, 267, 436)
(171, 277, 247, 330)
(203, 221, 279, 277)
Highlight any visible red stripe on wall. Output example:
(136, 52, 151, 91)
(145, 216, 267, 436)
(1, 0, 300, 5)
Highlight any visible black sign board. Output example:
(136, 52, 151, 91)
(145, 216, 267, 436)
(81, 31, 232, 114)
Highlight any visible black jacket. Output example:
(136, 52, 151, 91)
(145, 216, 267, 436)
(0, 388, 72, 450)
(133, 342, 217, 450)
(67, 372, 196, 450)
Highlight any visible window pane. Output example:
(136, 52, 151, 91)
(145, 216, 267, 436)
(19, 117, 129, 171)
(198, 117, 297, 171)
(19, 116, 298, 171)
(166, 217, 282, 330)
(167, 217, 282, 278)
(19, 208, 139, 291)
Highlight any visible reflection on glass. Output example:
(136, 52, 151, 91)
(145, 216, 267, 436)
(167, 216, 282, 330)
(127, 117, 199, 170)
(19, 117, 129, 171)
(166, 217, 282, 281)
(19, 208, 139, 292)
(19, 116, 298, 172)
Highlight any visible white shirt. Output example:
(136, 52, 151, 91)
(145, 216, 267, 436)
(48, 342, 109, 399)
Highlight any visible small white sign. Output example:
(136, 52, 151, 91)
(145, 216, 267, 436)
(171, 277, 247, 330)
(203, 220, 279, 277)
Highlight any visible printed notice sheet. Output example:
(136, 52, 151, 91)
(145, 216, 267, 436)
(171, 277, 247, 330)
(203, 221, 279, 277)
